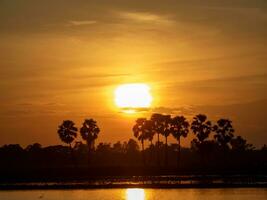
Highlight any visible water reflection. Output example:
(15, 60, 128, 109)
(126, 189, 145, 200)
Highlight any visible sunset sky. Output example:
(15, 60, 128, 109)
(0, 0, 266, 147)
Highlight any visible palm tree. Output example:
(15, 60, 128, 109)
(161, 115, 172, 166)
(57, 120, 78, 149)
(171, 115, 189, 167)
(191, 114, 212, 144)
(57, 120, 78, 165)
(133, 118, 147, 165)
(143, 119, 155, 164)
(213, 119, 234, 150)
(151, 113, 165, 166)
(143, 119, 155, 146)
(80, 119, 100, 164)
(191, 114, 212, 167)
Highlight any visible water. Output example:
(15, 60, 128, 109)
(0, 188, 267, 200)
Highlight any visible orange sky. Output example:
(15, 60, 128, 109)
(0, 0, 267, 147)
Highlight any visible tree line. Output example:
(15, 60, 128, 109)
(133, 113, 254, 167)
(58, 119, 100, 164)
(1, 110, 267, 176)
(55, 113, 256, 168)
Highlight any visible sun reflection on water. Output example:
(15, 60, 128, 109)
(126, 188, 145, 200)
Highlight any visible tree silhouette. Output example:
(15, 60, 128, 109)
(113, 141, 125, 154)
(57, 120, 78, 166)
(80, 119, 100, 164)
(191, 114, 212, 144)
(151, 113, 165, 166)
(161, 115, 171, 166)
(143, 119, 155, 164)
(230, 136, 254, 151)
(171, 115, 189, 167)
(25, 143, 42, 152)
(262, 144, 267, 151)
(126, 138, 139, 154)
(190, 114, 213, 162)
(133, 118, 147, 165)
(144, 119, 155, 146)
(213, 119, 234, 150)
(57, 120, 78, 148)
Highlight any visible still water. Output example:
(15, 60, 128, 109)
(0, 188, 267, 200)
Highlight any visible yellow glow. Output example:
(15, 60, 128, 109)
(123, 109, 137, 114)
(115, 83, 152, 109)
(126, 189, 145, 200)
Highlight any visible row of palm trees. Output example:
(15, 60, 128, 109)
(133, 113, 235, 166)
(57, 113, 239, 167)
(57, 119, 100, 163)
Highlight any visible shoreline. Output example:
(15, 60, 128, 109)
(1, 182, 267, 190)
(1, 174, 267, 190)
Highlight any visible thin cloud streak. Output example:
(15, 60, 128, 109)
(117, 11, 174, 25)
(67, 20, 97, 26)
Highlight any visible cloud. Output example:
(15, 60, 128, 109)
(116, 106, 195, 115)
(118, 11, 174, 25)
(67, 20, 97, 26)
(71, 72, 132, 80)
(152, 106, 195, 116)
(174, 74, 267, 93)
(118, 107, 150, 114)
(0, 101, 67, 117)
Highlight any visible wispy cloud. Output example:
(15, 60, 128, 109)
(118, 11, 174, 25)
(71, 72, 132, 80)
(67, 20, 97, 26)
(152, 106, 195, 116)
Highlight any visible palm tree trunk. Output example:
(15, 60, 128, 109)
(141, 140, 145, 166)
(157, 133, 160, 167)
(87, 141, 91, 166)
(177, 136, 181, 168)
(150, 140, 153, 165)
(69, 143, 73, 164)
(165, 136, 168, 166)
(69, 143, 76, 168)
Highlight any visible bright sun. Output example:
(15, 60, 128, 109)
(115, 83, 152, 110)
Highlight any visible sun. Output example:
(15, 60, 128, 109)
(114, 83, 152, 111)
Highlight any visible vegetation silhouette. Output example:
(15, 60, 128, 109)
(58, 120, 78, 148)
(0, 113, 266, 183)
(150, 113, 168, 167)
(57, 120, 78, 165)
(213, 119, 234, 150)
(171, 116, 190, 168)
(133, 118, 149, 165)
(80, 119, 100, 164)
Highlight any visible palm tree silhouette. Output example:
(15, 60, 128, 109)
(80, 119, 100, 164)
(161, 115, 171, 166)
(57, 120, 78, 148)
(143, 119, 155, 165)
(171, 115, 189, 167)
(191, 114, 212, 167)
(143, 119, 155, 146)
(191, 114, 212, 144)
(151, 113, 165, 166)
(57, 120, 78, 166)
(133, 118, 147, 165)
(213, 119, 234, 150)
